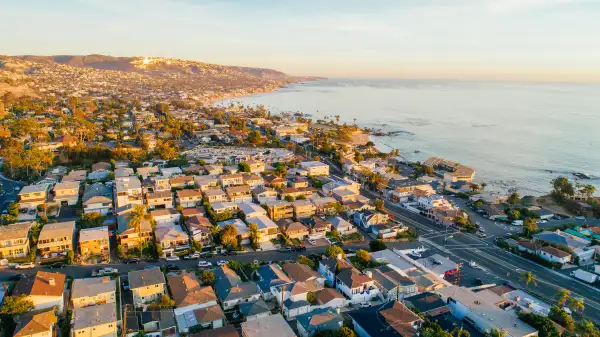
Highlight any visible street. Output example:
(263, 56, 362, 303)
(0, 173, 24, 213)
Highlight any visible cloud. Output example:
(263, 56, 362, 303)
(484, 0, 576, 13)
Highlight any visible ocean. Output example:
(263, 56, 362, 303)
(218, 79, 600, 196)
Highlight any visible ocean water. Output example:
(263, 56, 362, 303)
(218, 79, 600, 196)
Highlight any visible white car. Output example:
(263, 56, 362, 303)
(197, 261, 212, 268)
(101, 267, 118, 273)
(165, 256, 180, 261)
(308, 239, 316, 245)
(216, 260, 227, 266)
(359, 302, 371, 308)
(184, 253, 200, 260)
(15, 262, 35, 269)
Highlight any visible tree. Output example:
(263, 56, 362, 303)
(307, 292, 317, 304)
(507, 191, 520, 205)
(521, 271, 537, 288)
(374, 198, 384, 211)
(284, 195, 295, 202)
(548, 306, 574, 331)
(369, 239, 387, 252)
(298, 255, 315, 269)
(582, 184, 596, 198)
(191, 240, 202, 252)
(518, 312, 560, 337)
(356, 249, 371, 263)
(67, 250, 74, 264)
(127, 205, 148, 249)
(200, 271, 215, 285)
(338, 327, 356, 337)
(79, 212, 104, 228)
(0, 295, 34, 314)
(325, 245, 345, 259)
(552, 177, 575, 197)
(275, 165, 287, 177)
(523, 218, 538, 237)
(567, 297, 584, 313)
(227, 260, 242, 271)
(555, 289, 571, 307)
(238, 162, 251, 173)
(156, 141, 178, 160)
(248, 223, 260, 248)
(578, 320, 600, 337)
(148, 294, 175, 309)
(421, 321, 453, 337)
(221, 224, 239, 248)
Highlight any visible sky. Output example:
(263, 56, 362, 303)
(2, 0, 600, 81)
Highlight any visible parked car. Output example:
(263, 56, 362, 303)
(92, 267, 118, 277)
(165, 264, 180, 271)
(9, 274, 26, 281)
(165, 256, 180, 261)
(199, 252, 215, 258)
(575, 216, 586, 220)
(124, 258, 140, 264)
(197, 261, 212, 268)
(409, 251, 422, 258)
(359, 302, 371, 308)
(144, 265, 158, 270)
(184, 253, 200, 260)
(15, 262, 35, 269)
(293, 246, 307, 252)
(308, 239, 316, 245)
(278, 246, 292, 253)
(224, 251, 238, 256)
(343, 248, 357, 254)
(216, 260, 227, 266)
(49, 262, 65, 268)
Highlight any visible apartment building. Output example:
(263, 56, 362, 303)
(18, 184, 49, 209)
(246, 215, 279, 242)
(292, 199, 316, 219)
(79, 226, 110, 258)
(265, 200, 294, 221)
(117, 216, 153, 252)
(114, 177, 143, 208)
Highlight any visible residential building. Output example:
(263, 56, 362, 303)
(239, 300, 271, 322)
(245, 159, 265, 174)
(314, 288, 345, 309)
(264, 175, 287, 188)
(353, 210, 389, 230)
(52, 181, 80, 206)
(322, 178, 361, 196)
(13, 310, 57, 337)
(252, 187, 278, 204)
(18, 184, 49, 209)
(37, 221, 76, 256)
(82, 183, 113, 216)
(192, 326, 239, 337)
(176, 189, 203, 208)
(296, 308, 343, 337)
(114, 177, 143, 208)
(167, 273, 218, 332)
(423, 157, 475, 183)
(155, 225, 190, 257)
(311, 197, 339, 216)
(238, 202, 268, 218)
(241, 314, 296, 337)
(256, 264, 292, 300)
(299, 161, 329, 176)
(301, 217, 332, 239)
(539, 246, 572, 264)
(169, 175, 195, 189)
(117, 215, 153, 252)
(328, 216, 357, 235)
(203, 188, 228, 203)
(193, 304, 225, 330)
(282, 263, 325, 286)
(371, 223, 406, 239)
(404, 292, 450, 318)
(115, 168, 134, 178)
(145, 190, 173, 209)
(213, 265, 261, 310)
(129, 268, 167, 307)
(71, 277, 116, 308)
(271, 282, 311, 318)
(265, 200, 294, 221)
(181, 207, 206, 218)
(416, 254, 459, 280)
(220, 173, 244, 187)
(150, 208, 181, 226)
(140, 311, 177, 337)
(62, 170, 87, 182)
(79, 226, 110, 258)
(72, 303, 117, 337)
(243, 174, 265, 190)
(136, 166, 160, 179)
(148, 176, 171, 192)
(288, 176, 309, 189)
(349, 301, 423, 337)
(367, 265, 417, 301)
(218, 218, 250, 244)
(226, 185, 252, 204)
(13, 271, 66, 311)
(335, 268, 379, 304)
(417, 195, 452, 210)
(277, 220, 309, 240)
(186, 215, 213, 247)
(194, 176, 219, 191)
(211, 201, 238, 214)
(159, 167, 183, 178)
(0, 221, 33, 259)
(292, 199, 316, 219)
(246, 215, 279, 242)
(319, 257, 353, 287)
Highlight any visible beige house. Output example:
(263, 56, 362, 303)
(169, 175, 195, 189)
(13, 310, 57, 337)
(243, 174, 265, 190)
(219, 173, 244, 187)
(13, 271, 66, 311)
(193, 176, 219, 191)
(71, 277, 116, 308)
(278, 220, 309, 240)
(245, 160, 265, 174)
(129, 268, 167, 307)
(18, 184, 49, 209)
(72, 303, 117, 337)
(136, 166, 160, 179)
(62, 170, 87, 182)
(0, 221, 33, 259)
(226, 185, 252, 204)
(176, 189, 203, 208)
(203, 188, 228, 203)
(265, 200, 294, 221)
(114, 177, 143, 208)
(155, 225, 190, 258)
(82, 183, 113, 216)
(37, 221, 76, 256)
(185, 215, 213, 247)
(79, 226, 110, 258)
(145, 190, 174, 209)
(292, 199, 316, 219)
(299, 161, 329, 176)
(117, 216, 154, 252)
(52, 181, 80, 206)
(149, 176, 171, 192)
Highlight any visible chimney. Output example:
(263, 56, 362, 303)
(49, 278, 55, 286)
(365, 271, 373, 279)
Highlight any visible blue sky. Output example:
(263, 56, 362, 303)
(2, 0, 600, 81)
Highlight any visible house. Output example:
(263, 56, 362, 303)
(367, 265, 417, 301)
(328, 216, 357, 235)
(318, 257, 353, 286)
(288, 176, 309, 189)
(13, 310, 57, 337)
(220, 173, 244, 187)
(348, 301, 423, 337)
(241, 314, 297, 337)
(252, 187, 278, 204)
(159, 167, 183, 178)
(353, 210, 389, 230)
(292, 199, 316, 219)
(167, 273, 218, 332)
(277, 219, 309, 240)
(204, 164, 223, 176)
(539, 246, 572, 264)
(245, 159, 265, 174)
(117, 215, 153, 252)
(238, 202, 268, 219)
(203, 188, 228, 203)
(246, 215, 280, 242)
(140, 310, 177, 337)
(239, 299, 271, 321)
(71, 277, 116, 308)
(423, 157, 475, 183)
(186, 216, 214, 247)
(534, 230, 590, 250)
(271, 282, 311, 318)
(145, 190, 174, 209)
(299, 161, 329, 176)
(193, 304, 225, 330)
(296, 308, 343, 337)
(211, 201, 238, 214)
(417, 195, 451, 210)
(534, 209, 555, 220)
(62, 169, 87, 182)
(280, 187, 308, 201)
(415, 254, 459, 280)
(404, 292, 449, 318)
(129, 267, 167, 307)
(79, 226, 110, 258)
(265, 200, 294, 220)
(13, 271, 66, 311)
(0, 221, 33, 259)
(300, 217, 332, 239)
(243, 174, 265, 190)
(371, 223, 406, 239)
(226, 185, 252, 204)
(18, 184, 49, 209)
(71, 304, 118, 337)
(147, 176, 171, 192)
(169, 175, 195, 189)
(437, 286, 537, 337)
(155, 225, 190, 257)
(136, 166, 160, 179)
(264, 175, 287, 188)
(176, 189, 203, 208)
(52, 181, 80, 206)
(213, 265, 261, 310)
(181, 207, 206, 218)
(193, 326, 239, 337)
(150, 208, 181, 226)
(37, 221, 76, 256)
(311, 197, 339, 216)
(218, 218, 250, 244)
(193, 176, 219, 192)
(256, 264, 292, 300)
(182, 164, 204, 174)
(114, 177, 143, 208)
(282, 263, 325, 286)
(115, 168, 135, 178)
(515, 240, 537, 254)
(314, 288, 345, 309)
(336, 268, 379, 304)
(82, 183, 113, 216)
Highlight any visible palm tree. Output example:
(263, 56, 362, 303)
(127, 205, 148, 251)
(521, 271, 537, 288)
(579, 320, 597, 337)
(555, 289, 571, 306)
(568, 297, 585, 313)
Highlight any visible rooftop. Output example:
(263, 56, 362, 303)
(71, 277, 116, 300)
(241, 314, 296, 337)
(79, 226, 109, 242)
(129, 267, 166, 289)
(73, 303, 116, 331)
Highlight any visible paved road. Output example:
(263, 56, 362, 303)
(0, 173, 24, 213)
